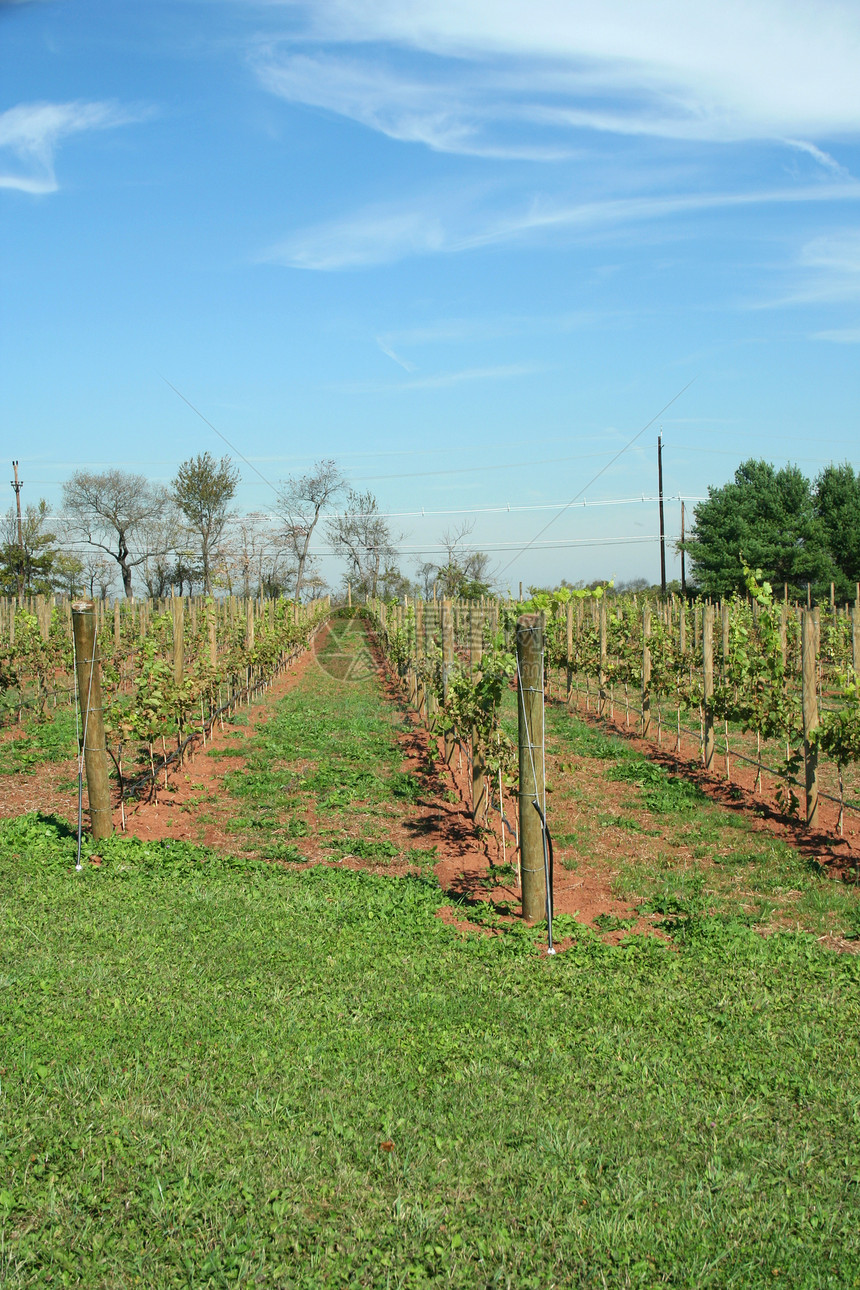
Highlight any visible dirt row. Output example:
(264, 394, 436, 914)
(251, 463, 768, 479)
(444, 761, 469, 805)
(3, 619, 859, 949)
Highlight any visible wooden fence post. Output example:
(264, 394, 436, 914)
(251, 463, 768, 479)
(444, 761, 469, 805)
(415, 600, 425, 720)
(208, 600, 218, 669)
(721, 602, 730, 679)
(244, 595, 255, 650)
(703, 603, 715, 770)
(441, 597, 455, 764)
(566, 602, 574, 702)
(470, 608, 486, 824)
(517, 614, 547, 924)
(779, 603, 787, 668)
(71, 600, 114, 841)
(172, 596, 184, 686)
(598, 598, 607, 717)
(642, 604, 651, 738)
(802, 609, 819, 828)
(424, 600, 436, 723)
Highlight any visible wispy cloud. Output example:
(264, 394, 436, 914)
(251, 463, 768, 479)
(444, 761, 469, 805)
(252, 48, 576, 159)
(811, 328, 860, 342)
(248, 1, 860, 148)
(345, 362, 544, 392)
(773, 229, 860, 305)
(375, 337, 416, 371)
(380, 308, 607, 348)
(264, 181, 860, 270)
(262, 206, 448, 269)
(785, 140, 848, 177)
(0, 100, 146, 194)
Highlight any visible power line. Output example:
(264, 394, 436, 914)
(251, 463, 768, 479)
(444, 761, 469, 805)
(496, 380, 696, 578)
(254, 493, 705, 522)
(161, 377, 285, 501)
(53, 533, 664, 558)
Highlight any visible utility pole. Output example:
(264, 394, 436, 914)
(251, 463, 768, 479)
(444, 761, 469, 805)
(665, 433, 670, 593)
(11, 461, 24, 602)
(680, 500, 687, 598)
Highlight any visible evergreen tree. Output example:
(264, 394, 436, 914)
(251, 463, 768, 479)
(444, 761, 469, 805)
(814, 462, 860, 599)
(685, 459, 835, 599)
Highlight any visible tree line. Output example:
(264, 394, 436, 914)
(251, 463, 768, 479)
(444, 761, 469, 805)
(1, 454, 493, 603)
(685, 459, 860, 601)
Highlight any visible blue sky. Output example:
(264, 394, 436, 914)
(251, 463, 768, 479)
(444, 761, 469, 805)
(2, 0, 860, 592)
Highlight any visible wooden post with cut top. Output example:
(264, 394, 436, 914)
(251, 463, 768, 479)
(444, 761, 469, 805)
(71, 600, 114, 841)
(441, 597, 455, 765)
(598, 597, 607, 717)
(802, 609, 819, 828)
(566, 602, 574, 702)
(470, 606, 486, 823)
(641, 604, 651, 738)
(702, 603, 715, 770)
(172, 595, 184, 686)
(517, 614, 547, 923)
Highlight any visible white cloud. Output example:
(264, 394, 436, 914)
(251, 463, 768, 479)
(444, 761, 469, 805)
(800, 229, 860, 274)
(375, 337, 416, 371)
(812, 328, 860, 342)
(0, 100, 145, 194)
(264, 181, 860, 270)
(262, 206, 448, 268)
(785, 140, 848, 176)
(346, 362, 544, 392)
(252, 49, 576, 159)
(380, 308, 604, 348)
(249, 0, 860, 147)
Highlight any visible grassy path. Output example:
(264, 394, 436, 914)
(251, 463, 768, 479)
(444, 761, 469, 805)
(495, 680, 860, 944)
(539, 696, 860, 945)
(2, 616, 860, 1285)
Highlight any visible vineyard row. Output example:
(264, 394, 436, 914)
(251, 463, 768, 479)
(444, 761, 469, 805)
(368, 582, 860, 839)
(1, 593, 331, 815)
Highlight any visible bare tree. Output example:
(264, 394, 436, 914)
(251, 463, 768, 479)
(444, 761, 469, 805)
(418, 520, 494, 600)
(62, 469, 170, 598)
(172, 453, 239, 594)
(276, 459, 344, 603)
(135, 505, 185, 597)
(80, 551, 117, 601)
(222, 512, 273, 598)
(326, 488, 399, 600)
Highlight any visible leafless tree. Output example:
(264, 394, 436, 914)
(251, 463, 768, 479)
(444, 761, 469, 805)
(276, 459, 344, 603)
(326, 488, 399, 600)
(417, 520, 494, 599)
(62, 469, 171, 598)
(221, 512, 274, 598)
(81, 551, 117, 601)
(135, 506, 185, 597)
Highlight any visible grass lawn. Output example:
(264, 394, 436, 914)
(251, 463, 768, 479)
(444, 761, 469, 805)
(0, 707, 78, 777)
(1, 818, 860, 1287)
(2, 619, 860, 1287)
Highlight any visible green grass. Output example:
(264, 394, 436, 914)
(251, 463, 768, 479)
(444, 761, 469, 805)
(541, 698, 860, 940)
(217, 618, 428, 864)
(0, 706, 78, 775)
(2, 814, 860, 1286)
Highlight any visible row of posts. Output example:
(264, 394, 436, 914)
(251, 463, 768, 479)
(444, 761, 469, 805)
(383, 597, 550, 926)
(69, 594, 330, 844)
(563, 596, 838, 830)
